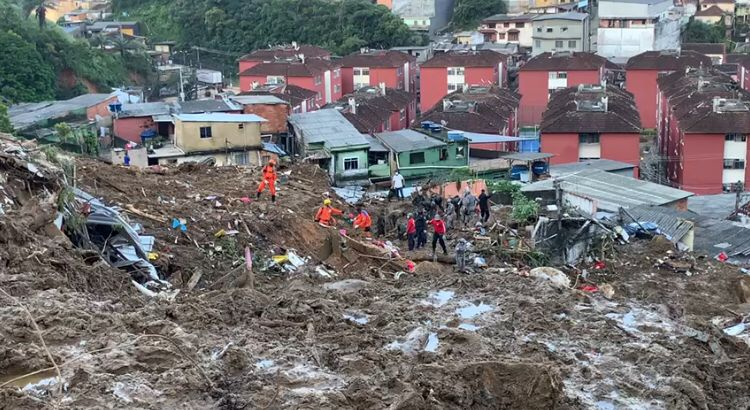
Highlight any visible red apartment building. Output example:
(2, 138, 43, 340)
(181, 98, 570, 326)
(518, 51, 617, 125)
(625, 50, 711, 129)
(238, 44, 331, 74)
(339, 49, 417, 94)
(331, 86, 417, 134)
(657, 67, 750, 194)
(239, 58, 342, 106)
(419, 50, 510, 111)
(419, 85, 520, 157)
(540, 84, 642, 173)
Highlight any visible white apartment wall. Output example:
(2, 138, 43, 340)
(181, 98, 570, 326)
(599, 0, 672, 18)
(597, 17, 680, 58)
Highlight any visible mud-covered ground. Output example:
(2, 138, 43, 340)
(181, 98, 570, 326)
(2, 158, 750, 409)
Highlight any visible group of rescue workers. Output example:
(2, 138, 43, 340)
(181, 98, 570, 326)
(256, 160, 490, 261)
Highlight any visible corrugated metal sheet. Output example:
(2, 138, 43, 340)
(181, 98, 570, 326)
(622, 205, 694, 243)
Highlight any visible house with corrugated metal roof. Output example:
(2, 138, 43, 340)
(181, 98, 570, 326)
(288, 109, 370, 186)
(373, 129, 469, 180)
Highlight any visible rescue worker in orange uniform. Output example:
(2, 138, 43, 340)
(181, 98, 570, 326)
(353, 206, 373, 238)
(256, 159, 277, 203)
(315, 199, 343, 226)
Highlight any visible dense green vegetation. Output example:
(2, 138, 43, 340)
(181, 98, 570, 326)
(451, 0, 506, 31)
(0, 0, 150, 103)
(0, 103, 13, 133)
(683, 20, 726, 44)
(113, 0, 417, 56)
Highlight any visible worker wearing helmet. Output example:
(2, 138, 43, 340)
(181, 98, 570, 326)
(315, 198, 343, 226)
(256, 159, 277, 203)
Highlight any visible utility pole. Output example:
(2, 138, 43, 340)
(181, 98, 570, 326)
(179, 66, 186, 102)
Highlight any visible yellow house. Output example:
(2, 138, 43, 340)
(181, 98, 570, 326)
(152, 113, 269, 167)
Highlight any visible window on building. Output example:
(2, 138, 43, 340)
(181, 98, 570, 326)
(508, 32, 519, 41)
(535, 39, 541, 48)
(549, 71, 568, 79)
(234, 152, 250, 166)
(397, 66, 403, 75)
(316, 92, 322, 100)
(456, 146, 466, 158)
(546, 27, 553, 32)
(267, 75, 284, 84)
(344, 157, 359, 170)
(498, 32, 506, 39)
(238, 123, 244, 129)
(410, 152, 425, 164)
(555, 40, 563, 48)
(515, 22, 525, 28)
(488, 23, 496, 28)
(448, 83, 463, 91)
(354, 67, 370, 76)
(334, 69, 340, 78)
(504, 22, 510, 27)
(199, 126, 212, 139)
(726, 133, 747, 142)
(579, 133, 600, 144)
(439, 148, 448, 161)
(334, 84, 341, 93)
(568, 40, 577, 48)
(447, 66, 465, 76)
(561, 27, 568, 32)
(400, 108, 406, 120)
(724, 159, 746, 169)
(537, 27, 542, 32)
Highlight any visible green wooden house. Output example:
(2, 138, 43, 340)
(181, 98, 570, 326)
(374, 129, 469, 180)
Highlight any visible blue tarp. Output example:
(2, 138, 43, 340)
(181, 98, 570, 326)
(262, 142, 287, 157)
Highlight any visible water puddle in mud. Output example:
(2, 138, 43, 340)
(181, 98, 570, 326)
(422, 290, 455, 307)
(425, 332, 440, 352)
(0, 369, 58, 389)
(455, 302, 494, 319)
(343, 312, 369, 325)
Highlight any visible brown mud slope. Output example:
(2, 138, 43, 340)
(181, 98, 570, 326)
(1, 158, 750, 409)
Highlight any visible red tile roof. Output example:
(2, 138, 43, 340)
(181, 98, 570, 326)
(239, 84, 318, 107)
(418, 86, 520, 134)
(658, 67, 750, 134)
(339, 50, 416, 68)
(541, 85, 641, 133)
(681, 42, 726, 55)
(521, 52, 617, 71)
(239, 59, 340, 77)
(625, 50, 712, 70)
(239, 45, 331, 62)
(695, 5, 725, 16)
(421, 50, 507, 68)
(332, 88, 415, 132)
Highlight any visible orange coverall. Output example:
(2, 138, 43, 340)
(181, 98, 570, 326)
(257, 164, 277, 196)
(315, 206, 343, 226)
(353, 211, 372, 230)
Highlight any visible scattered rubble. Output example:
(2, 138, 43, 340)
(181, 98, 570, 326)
(2, 136, 750, 408)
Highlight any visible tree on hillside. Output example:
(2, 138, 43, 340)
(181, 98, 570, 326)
(0, 30, 55, 102)
(0, 103, 13, 134)
(683, 19, 725, 43)
(452, 0, 506, 31)
(116, 0, 415, 55)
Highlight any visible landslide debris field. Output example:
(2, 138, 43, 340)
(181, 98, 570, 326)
(2, 150, 750, 408)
